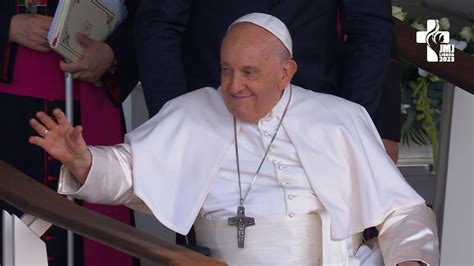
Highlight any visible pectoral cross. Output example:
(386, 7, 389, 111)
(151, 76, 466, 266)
(228, 205, 255, 248)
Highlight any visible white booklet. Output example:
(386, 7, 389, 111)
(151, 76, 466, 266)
(47, 0, 127, 62)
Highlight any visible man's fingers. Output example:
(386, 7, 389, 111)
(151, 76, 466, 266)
(32, 45, 51, 53)
(76, 32, 92, 48)
(36, 111, 58, 130)
(70, 126, 83, 142)
(30, 34, 47, 46)
(29, 136, 47, 148)
(73, 73, 95, 82)
(52, 108, 69, 126)
(73, 72, 82, 79)
(29, 118, 48, 136)
(37, 27, 49, 39)
(30, 25, 49, 41)
(36, 14, 53, 22)
(36, 15, 52, 31)
(60, 60, 83, 72)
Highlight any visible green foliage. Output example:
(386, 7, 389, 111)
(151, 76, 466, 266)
(395, 8, 473, 169)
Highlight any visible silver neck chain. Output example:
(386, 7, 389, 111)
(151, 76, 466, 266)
(233, 85, 293, 206)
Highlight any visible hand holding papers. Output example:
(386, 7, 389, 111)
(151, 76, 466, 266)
(8, 14, 52, 52)
(47, 0, 127, 62)
(59, 32, 115, 82)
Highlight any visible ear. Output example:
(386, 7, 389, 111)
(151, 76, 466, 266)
(279, 59, 298, 89)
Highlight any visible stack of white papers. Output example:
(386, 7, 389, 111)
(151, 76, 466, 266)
(47, 0, 127, 62)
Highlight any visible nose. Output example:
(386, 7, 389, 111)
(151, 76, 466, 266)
(227, 74, 246, 94)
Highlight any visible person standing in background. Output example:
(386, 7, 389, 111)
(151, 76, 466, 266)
(0, 0, 139, 265)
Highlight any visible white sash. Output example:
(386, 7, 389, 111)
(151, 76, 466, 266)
(194, 213, 364, 265)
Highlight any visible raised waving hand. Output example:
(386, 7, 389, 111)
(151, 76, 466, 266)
(29, 108, 91, 184)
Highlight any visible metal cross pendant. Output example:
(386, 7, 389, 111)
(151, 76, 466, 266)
(228, 205, 255, 248)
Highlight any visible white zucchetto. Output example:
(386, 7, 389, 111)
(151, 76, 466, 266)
(230, 13, 293, 57)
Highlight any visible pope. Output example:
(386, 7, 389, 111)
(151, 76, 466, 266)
(30, 13, 439, 265)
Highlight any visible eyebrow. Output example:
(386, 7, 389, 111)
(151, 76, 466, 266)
(241, 66, 260, 73)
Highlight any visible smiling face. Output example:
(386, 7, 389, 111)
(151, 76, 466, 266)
(220, 23, 297, 123)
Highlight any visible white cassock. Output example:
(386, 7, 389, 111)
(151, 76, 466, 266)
(58, 85, 439, 265)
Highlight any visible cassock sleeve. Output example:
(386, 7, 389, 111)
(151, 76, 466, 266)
(376, 204, 440, 265)
(58, 144, 145, 208)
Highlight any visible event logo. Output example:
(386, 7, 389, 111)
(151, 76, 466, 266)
(416, 19, 455, 62)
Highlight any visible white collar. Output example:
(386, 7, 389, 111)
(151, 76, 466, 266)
(260, 84, 291, 122)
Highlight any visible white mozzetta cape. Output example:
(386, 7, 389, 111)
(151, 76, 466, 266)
(125, 85, 424, 239)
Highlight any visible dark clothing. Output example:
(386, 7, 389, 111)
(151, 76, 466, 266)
(0, 1, 139, 265)
(135, 0, 400, 140)
(0, 0, 139, 102)
(375, 43, 401, 142)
